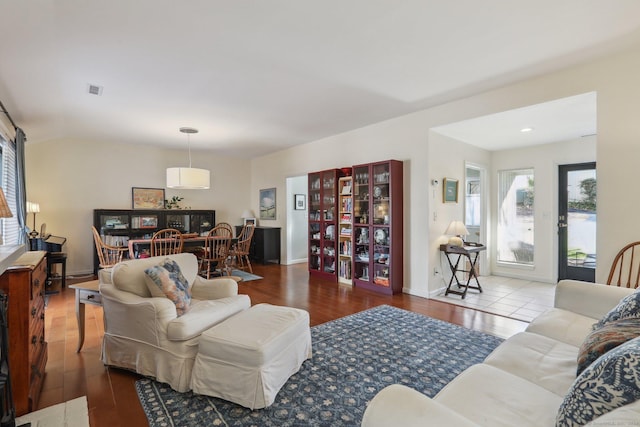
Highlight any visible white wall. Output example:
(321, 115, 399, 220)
(25, 138, 250, 275)
(250, 44, 640, 295)
(286, 174, 308, 264)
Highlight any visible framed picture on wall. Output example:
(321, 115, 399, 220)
(244, 217, 257, 226)
(132, 187, 165, 209)
(294, 194, 306, 210)
(259, 187, 277, 220)
(443, 178, 459, 203)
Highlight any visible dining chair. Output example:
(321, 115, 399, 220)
(92, 226, 128, 269)
(229, 223, 255, 273)
(607, 241, 640, 288)
(212, 222, 233, 238)
(150, 228, 184, 257)
(199, 230, 233, 278)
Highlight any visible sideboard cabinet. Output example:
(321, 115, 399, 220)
(0, 251, 48, 415)
(93, 209, 215, 272)
(235, 226, 281, 264)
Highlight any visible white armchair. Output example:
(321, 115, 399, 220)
(100, 253, 250, 392)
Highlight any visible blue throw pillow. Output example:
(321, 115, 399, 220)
(593, 290, 640, 330)
(557, 336, 640, 426)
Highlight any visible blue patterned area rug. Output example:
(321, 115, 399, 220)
(230, 269, 262, 282)
(136, 305, 503, 426)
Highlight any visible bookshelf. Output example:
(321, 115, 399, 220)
(338, 176, 353, 285)
(308, 169, 342, 280)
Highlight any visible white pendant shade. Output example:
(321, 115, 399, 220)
(166, 167, 210, 189)
(166, 127, 211, 189)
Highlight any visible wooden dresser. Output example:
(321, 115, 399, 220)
(0, 250, 48, 416)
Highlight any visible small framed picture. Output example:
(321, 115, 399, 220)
(132, 187, 165, 209)
(140, 216, 158, 228)
(244, 218, 256, 226)
(294, 194, 306, 210)
(443, 178, 459, 203)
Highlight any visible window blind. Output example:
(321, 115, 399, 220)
(1, 136, 19, 244)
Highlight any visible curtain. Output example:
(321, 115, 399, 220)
(15, 128, 27, 245)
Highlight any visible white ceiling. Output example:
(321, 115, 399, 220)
(1, 1, 640, 157)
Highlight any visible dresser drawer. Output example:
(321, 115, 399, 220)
(30, 260, 47, 300)
(79, 288, 102, 306)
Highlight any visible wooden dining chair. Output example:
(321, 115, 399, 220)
(150, 228, 184, 257)
(199, 231, 233, 278)
(607, 241, 640, 288)
(229, 223, 255, 273)
(92, 226, 128, 269)
(212, 223, 233, 238)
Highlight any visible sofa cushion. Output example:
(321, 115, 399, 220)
(556, 336, 640, 426)
(593, 289, 640, 330)
(435, 364, 563, 427)
(577, 317, 640, 375)
(526, 308, 597, 347)
(166, 295, 251, 341)
(484, 332, 579, 397)
(144, 258, 192, 316)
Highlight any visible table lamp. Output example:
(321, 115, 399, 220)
(445, 220, 469, 247)
(0, 188, 13, 244)
(27, 201, 40, 237)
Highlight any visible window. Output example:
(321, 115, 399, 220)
(497, 168, 534, 265)
(0, 136, 19, 244)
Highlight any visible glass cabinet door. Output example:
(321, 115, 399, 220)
(372, 163, 390, 225)
(353, 165, 369, 225)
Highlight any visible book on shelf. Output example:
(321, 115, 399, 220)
(340, 213, 352, 223)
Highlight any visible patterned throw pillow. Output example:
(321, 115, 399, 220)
(144, 258, 192, 316)
(593, 290, 640, 330)
(557, 336, 640, 426)
(577, 318, 640, 375)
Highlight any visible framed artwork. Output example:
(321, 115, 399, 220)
(132, 187, 165, 209)
(139, 216, 158, 228)
(443, 178, 459, 203)
(294, 194, 306, 210)
(244, 218, 257, 226)
(259, 187, 277, 220)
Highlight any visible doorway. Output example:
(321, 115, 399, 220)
(285, 175, 308, 265)
(558, 162, 596, 282)
(465, 163, 488, 275)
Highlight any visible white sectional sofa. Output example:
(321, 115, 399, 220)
(362, 280, 640, 426)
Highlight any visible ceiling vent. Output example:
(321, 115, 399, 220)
(87, 84, 103, 96)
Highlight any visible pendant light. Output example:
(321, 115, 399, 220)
(166, 127, 210, 189)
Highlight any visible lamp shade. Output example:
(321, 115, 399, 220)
(166, 167, 210, 189)
(0, 188, 12, 218)
(444, 220, 468, 246)
(241, 209, 255, 219)
(26, 201, 40, 213)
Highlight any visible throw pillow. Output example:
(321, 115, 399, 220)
(144, 258, 192, 316)
(556, 336, 640, 427)
(576, 318, 640, 375)
(593, 290, 640, 330)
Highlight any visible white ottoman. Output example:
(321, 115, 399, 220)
(190, 303, 312, 409)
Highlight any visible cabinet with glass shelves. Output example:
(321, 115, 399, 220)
(338, 176, 353, 285)
(308, 169, 342, 280)
(352, 160, 403, 294)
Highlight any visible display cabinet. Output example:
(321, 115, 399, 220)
(338, 176, 353, 285)
(93, 209, 215, 272)
(308, 169, 342, 280)
(352, 160, 403, 294)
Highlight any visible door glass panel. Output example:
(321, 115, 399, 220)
(465, 168, 481, 243)
(566, 169, 596, 269)
(497, 168, 535, 265)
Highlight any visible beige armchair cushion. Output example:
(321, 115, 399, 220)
(111, 253, 198, 297)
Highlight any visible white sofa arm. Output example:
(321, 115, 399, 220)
(554, 280, 634, 319)
(100, 282, 177, 346)
(191, 276, 238, 300)
(361, 385, 478, 427)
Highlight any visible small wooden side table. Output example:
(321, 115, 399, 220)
(440, 243, 486, 299)
(68, 280, 102, 352)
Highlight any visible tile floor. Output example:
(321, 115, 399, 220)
(431, 275, 556, 322)
(15, 396, 89, 427)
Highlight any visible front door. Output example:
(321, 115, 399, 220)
(558, 162, 596, 282)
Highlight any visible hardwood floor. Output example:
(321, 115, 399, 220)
(40, 262, 527, 426)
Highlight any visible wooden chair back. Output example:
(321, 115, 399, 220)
(92, 226, 127, 268)
(200, 233, 233, 278)
(607, 241, 640, 288)
(234, 223, 255, 255)
(150, 228, 184, 257)
(211, 223, 233, 238)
